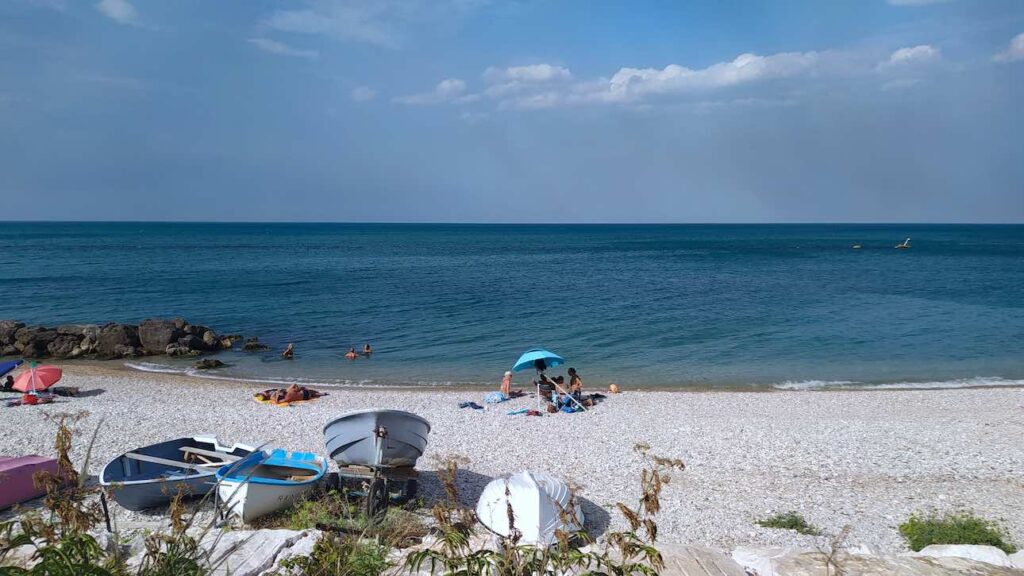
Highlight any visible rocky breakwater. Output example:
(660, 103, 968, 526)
(0, 318, 244, 360)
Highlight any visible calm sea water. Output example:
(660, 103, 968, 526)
(1, 223, 1022, 390)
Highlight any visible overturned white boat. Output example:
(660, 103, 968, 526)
(475, 471, 584, 547)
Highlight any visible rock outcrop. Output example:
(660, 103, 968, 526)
(0, 318, 247, 361)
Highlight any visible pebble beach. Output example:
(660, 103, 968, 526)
(2, 363, 1023, 554)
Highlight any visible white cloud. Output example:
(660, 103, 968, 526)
(483, 64, 572, 83)
(883, 44, 941, 67)
(247, 38, 319, 59)
(395, 78, 472, 105)
(351, 86, 377, 102)
(579, 51, 823, 104)
(993, 32, 1024, 63)
(95, 0, 138, 25)
(482, 63, 573, 100)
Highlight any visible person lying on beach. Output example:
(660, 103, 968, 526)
(345, 347, 359, 360)
(255, 383, 326, 405)
(282, 343, 294, 359)
(363, 343, 373, 356)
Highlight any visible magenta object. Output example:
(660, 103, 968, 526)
(0, 455, 61, 510)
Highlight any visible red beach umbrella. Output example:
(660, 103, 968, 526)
(12, 365, 63, 393)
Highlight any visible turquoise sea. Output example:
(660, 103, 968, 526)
(1, 223, 1022, 390)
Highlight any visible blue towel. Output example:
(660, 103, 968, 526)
(484, 391, 508, 404)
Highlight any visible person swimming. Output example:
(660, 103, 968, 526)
(345, 347, 359, 360)
(282, 343, 295, 359)
(363, 343, 373, 356)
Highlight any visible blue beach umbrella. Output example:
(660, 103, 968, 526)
(0, 359, 23, 378)
(511, 348, 565, 372)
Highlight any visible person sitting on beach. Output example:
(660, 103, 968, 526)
(363, 343, 373, 356)
(282, 343, 295, 359)
(537, 372, 557, 403)
(500, 371, 513, 397)
(345, 347, 359, 360)
(2, 375, 13, 391)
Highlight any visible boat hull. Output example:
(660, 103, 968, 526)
(99, 436, 256, 511)
(0, 456, 61, 510)
(216, 450, 327, 523)
(323, 409, 430, 468)
(218, 477, 318, 523)
(476, 471, 584, 547)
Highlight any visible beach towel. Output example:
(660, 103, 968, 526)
(506, 408, 529, 415)
(253, 387, 326, 407)
(484, 391, 508, 404)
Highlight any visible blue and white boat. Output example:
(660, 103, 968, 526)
(216, 449, 327, 523)
(100, 435, 257, 511)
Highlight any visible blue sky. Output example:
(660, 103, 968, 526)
(1, 0, 1022, 222)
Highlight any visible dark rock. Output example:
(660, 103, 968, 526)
(0, 321, 26, 345)
(57, 324, 100, 339)
(138, 319, 184, 354)
(14, 326, 59, 347)
(177, 335, 204, 350)
(47, 335, 82, 359)
(165, 344, 199, 357)
(79, 335, 97, 354)
(202, 330, 218, 348)
(243, 337, 269, 352)
(113, 344, 140, 358)
(11, 326, 59, 358)
(95, 323, 141, 359)
(193, 359, 225, 370)
(20, 340, 50, 358)
(1, 345, 16, 356)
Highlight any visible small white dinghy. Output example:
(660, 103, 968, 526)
(475, 471, 584, 547)
(216, 449, 327, 523)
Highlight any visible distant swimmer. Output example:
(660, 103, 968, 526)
(363, 343, 373, 356)
(282, 343, 295, 359)
(345, 347, 359, 360)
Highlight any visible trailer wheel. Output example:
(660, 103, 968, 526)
(366, 477, 388, 520)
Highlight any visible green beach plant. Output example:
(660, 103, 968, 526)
(899, 511, 1016, 553)
(755, 511, 820, 536)
(0, 413, 228, 576)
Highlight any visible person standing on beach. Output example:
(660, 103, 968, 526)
(1, 375, 12, 391)
(282, 343, 294, 359)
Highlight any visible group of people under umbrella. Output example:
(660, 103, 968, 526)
(508, 348, 609, 413)
(1, 360, 65, 405)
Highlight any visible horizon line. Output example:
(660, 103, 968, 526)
(1, 220, 1023, 226)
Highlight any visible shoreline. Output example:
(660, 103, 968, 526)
(27, 358, 1024, 394)
(1, 364, 1022, 553)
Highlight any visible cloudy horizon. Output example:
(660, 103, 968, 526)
(1, 0, 1022, 223)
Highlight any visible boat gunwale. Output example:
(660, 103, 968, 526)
(322, 408, 431, 434)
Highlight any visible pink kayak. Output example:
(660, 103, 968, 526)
(0, 455, 62, 510)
